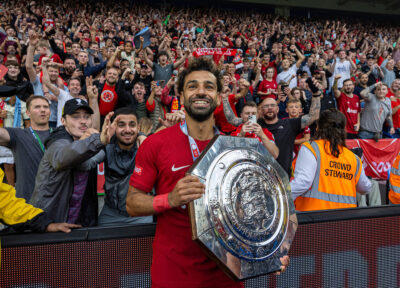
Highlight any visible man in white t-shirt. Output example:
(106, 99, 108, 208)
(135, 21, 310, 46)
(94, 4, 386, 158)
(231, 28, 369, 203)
(329, 50, 357, 89)
(41, 57, 100, 130)
(276, 45, 305, 88)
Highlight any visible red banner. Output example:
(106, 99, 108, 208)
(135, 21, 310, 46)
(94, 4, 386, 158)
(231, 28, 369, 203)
(346, 139, 400, 180)
(192, 48, 237, 64)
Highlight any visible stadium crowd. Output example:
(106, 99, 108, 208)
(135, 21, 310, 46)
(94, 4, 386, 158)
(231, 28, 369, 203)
(0, 0, 399, 231)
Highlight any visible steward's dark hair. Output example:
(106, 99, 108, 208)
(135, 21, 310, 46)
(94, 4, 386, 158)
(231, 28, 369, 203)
(177, 56, 222, 94)
(313, 108, 347, 158)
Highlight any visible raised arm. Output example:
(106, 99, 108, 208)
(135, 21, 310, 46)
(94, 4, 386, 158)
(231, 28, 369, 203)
(143, 48, 154, 67)
(300, 79, 322, 129)
(291, 45, 305, 68)
(41, 58, 61, 97)
(332, 74, 342, 99)
(86, 77, 100, 131)
(173, 49, 190, 69)
(221, 87, 243, 127)
(360, 83, 378, 101)
(26, 33, 40, 83)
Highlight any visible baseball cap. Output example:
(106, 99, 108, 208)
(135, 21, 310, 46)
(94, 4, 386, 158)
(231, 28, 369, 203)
(62, 98, 94, 117)
(367, 54, 375, 59)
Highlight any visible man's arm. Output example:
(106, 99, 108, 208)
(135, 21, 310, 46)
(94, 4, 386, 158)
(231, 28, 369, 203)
(360, 83, 378, 101)
(300, 83, 322, 129)
(41, 58, 61, 97)
(332, 74, 342, 99)
(173, 49, 190, 69)
(291, 45, 305, 68)
(126, 175, 205, 217)
(143, 49, 154, 67)
(294, 132, 310, 145)
(26, 33, 40, 83)
(221, 91, 243, 127)
(0, 128, 10, 146)
(234, 79, 250, 100)
(386, 114, 395, 135)
(86, 77, 100, 131)
(257, 128, 279, 159)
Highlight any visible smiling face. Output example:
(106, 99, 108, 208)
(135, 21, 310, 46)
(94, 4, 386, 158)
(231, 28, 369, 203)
(115, 114, 138, 147)
(182, 70, 220, 122)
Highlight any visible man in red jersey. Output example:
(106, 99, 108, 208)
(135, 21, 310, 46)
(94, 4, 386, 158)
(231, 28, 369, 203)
(126, 57, 289, 288)
(231, 101, 279, 159)
(333, 75, 361, 139)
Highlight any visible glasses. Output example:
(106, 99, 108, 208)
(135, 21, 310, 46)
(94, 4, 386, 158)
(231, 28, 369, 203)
(262, 104, 277, 109)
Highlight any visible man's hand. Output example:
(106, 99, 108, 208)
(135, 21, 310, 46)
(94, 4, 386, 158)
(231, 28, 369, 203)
(100, 112, 117, 145)
(220, 86, 231, 99)
(29, 32, 40, 47)
(159, 112, 183, 128)
(354, 123, 360, 132)
(167, 175, 205, 208)
(72, 69, 83, 78)
(239, 121, 254, 136)
(46, 223, 81, 233)
(0, 110, 7, 118)
(167, 75, 175, 89)
(80, 128, 99, 141)
(239, 78, 250, 90)
(274, 255, 290, 275)
(251, 122, 264, 137)
(85, 76, 98, 102)
(41, 56, 51, 67)
(390, 127, 395, 135)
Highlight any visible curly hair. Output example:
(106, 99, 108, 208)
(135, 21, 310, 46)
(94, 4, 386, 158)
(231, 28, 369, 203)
(313, 108, 347, 158)
(177, 56, 222, 94)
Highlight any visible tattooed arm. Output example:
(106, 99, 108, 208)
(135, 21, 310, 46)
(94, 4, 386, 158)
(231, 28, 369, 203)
(300, 79, 322, 129)
(221, 88, 243, 127)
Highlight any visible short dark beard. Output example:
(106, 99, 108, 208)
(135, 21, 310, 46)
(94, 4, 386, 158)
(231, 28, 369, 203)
(263, 112, 277, 121)
(184, 96, 217, 122)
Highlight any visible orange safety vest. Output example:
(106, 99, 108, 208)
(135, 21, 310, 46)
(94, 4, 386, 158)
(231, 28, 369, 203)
(294, 140, 362, 211)
(389, 152, 400, 204)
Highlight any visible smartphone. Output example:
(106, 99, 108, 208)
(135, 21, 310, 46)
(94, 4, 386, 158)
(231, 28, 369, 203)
(7, 36, 14, 41)
(306, 77, 319, 93)
(249, 115, 257, 124)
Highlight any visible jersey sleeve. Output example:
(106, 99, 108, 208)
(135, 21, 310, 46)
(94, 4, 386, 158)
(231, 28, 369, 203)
(262, 128, 275, 143)
(129, 137, 159, 193)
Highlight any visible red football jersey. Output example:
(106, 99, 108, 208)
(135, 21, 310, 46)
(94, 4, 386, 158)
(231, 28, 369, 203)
(130, 124, 243, 288)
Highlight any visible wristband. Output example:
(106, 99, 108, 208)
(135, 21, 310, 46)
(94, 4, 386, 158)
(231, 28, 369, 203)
(153, 194, 171, 213)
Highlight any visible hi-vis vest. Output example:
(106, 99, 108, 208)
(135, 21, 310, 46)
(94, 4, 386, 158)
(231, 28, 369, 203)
(294, 140, 362, 211)
(389, 152, 400, 204)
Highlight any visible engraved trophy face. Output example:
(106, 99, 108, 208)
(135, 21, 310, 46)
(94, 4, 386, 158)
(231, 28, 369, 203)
(187, 135, 298, 281)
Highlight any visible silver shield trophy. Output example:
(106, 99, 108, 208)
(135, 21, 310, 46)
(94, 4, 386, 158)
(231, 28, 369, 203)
(187, 135, 298, 281)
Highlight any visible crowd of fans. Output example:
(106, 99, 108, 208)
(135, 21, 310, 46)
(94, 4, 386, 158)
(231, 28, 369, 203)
(0, 0, 398, 230)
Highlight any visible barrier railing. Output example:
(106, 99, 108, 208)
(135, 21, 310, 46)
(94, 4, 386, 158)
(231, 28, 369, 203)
(2, 205, 400, 287)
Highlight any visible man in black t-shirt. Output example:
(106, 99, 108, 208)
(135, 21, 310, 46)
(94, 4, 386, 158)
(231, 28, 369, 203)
(0, 96, 51, 200)
(258, 92, 322, 176)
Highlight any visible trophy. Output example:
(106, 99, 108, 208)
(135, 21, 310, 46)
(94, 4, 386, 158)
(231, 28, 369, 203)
(187, 135, 298, 281)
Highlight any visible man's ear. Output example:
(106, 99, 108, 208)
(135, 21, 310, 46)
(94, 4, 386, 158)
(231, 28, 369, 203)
(61, 116, 66, 126)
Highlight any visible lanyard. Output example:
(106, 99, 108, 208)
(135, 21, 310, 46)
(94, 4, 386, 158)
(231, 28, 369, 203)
(179, 120, 219, 161)
(29, 127, 52, 153)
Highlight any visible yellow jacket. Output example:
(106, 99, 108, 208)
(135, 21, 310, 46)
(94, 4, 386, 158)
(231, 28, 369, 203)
(0, 168, 50, 231)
